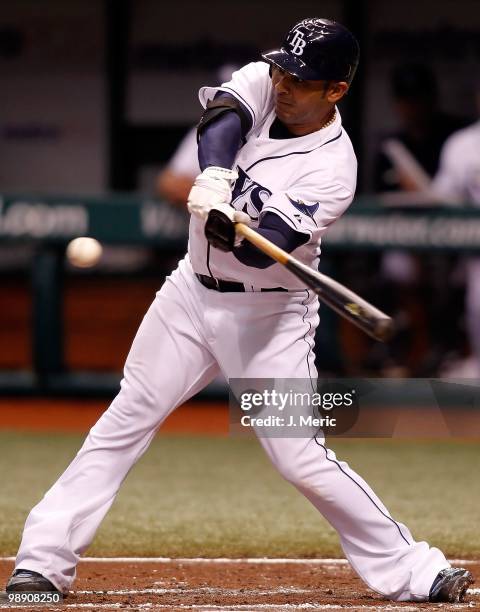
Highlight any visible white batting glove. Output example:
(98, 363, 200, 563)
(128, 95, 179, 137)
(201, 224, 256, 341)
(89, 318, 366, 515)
(187, 166, 238, 220)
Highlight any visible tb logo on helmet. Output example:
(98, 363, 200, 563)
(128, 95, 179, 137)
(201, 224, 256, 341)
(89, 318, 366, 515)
(262, 18, 360, 84)
(289, 29, 306, 56)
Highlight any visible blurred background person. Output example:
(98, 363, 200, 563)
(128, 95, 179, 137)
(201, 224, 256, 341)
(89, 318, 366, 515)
(375, 62, 469, 193)
(155, 126, 199, 206)
(156, 65, 238, 207)
(432, 78, 480, 376)
(371, 63, 471, 376)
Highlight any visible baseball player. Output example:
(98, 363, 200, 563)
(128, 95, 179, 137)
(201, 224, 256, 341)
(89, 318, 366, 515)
(7, 18, 474, 603)
(432, 78, 480, 374)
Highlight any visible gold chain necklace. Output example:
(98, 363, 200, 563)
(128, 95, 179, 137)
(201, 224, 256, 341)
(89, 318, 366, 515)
(321, 109, 336, 130)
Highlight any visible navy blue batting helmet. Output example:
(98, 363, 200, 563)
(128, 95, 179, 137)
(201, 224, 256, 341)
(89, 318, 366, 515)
(262, 18, 360, 84)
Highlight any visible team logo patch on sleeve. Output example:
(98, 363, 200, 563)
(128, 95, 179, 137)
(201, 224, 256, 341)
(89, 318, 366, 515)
(287, 196, 319, 224)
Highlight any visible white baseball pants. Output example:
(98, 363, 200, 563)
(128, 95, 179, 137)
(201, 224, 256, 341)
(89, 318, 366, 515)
(15, 256, 449, 599)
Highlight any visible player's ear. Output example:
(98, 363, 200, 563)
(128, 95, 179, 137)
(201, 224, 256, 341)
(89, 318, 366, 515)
(326, 81, 349, 103)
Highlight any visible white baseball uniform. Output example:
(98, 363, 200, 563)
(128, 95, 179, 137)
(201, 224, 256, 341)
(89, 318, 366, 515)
(433, 120, 480, 374)
(15, 62, 449, 600)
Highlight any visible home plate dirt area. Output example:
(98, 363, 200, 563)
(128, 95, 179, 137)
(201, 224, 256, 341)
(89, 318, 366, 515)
(0, 558, 479, 611)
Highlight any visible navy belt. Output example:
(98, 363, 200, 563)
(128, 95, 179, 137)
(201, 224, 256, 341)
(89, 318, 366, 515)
(195, 273, 288, 293)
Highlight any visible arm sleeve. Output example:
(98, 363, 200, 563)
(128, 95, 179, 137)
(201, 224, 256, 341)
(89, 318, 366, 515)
(197, 97, 244, 171)
(233, 212, 309, 269)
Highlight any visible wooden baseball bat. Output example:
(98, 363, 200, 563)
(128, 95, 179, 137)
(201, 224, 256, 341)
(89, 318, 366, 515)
(235, 223, 394, 342)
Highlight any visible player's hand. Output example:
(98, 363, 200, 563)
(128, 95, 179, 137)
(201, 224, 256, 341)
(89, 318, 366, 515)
(187, 166, 238, 220)
(204, 203, 251, 252)
(212, 202, 251, 231)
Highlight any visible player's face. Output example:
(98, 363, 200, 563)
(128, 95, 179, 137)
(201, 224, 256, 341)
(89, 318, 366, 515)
(271, 66, 348, 135)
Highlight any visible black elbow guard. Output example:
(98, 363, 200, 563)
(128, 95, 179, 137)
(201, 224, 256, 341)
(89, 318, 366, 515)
(197, 96, 251, 142)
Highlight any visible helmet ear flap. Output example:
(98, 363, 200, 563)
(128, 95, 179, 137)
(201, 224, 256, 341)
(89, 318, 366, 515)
(268, 64, 272, 78)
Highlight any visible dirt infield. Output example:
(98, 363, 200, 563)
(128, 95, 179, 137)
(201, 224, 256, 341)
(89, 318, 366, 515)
(0, 558, 478, 611)
(0, 400, 229, 435)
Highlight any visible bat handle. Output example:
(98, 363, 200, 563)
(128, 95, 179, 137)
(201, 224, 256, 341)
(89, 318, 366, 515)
(235, 223, 289, 265)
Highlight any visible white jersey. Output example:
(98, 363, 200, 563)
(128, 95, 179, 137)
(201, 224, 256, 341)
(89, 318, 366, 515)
(432, 120, 480, 206)
(188, 61, 357, 289)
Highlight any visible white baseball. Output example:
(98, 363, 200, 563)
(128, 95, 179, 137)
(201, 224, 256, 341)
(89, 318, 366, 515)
(66, 237, 103, 268)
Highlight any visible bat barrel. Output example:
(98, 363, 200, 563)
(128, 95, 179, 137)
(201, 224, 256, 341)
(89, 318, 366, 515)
(286, 260, 395, 342)
(374, 317, 395, 343)
(236, 222, 395, 343)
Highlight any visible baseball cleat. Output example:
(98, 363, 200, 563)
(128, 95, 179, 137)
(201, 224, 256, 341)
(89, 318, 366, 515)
(6, 569, 59, 593)
(429, 567, 474, 603)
